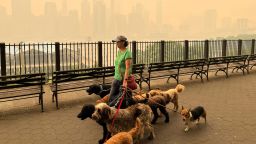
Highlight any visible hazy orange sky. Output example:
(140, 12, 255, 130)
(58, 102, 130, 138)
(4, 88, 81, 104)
(0, 0, 255, 41)
(1, 0, 255, 27)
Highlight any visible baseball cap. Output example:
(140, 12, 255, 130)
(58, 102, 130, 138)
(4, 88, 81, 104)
(112, 35, 127, 42)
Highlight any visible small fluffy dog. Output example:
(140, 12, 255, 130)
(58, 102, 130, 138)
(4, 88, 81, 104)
(148, 84, 185, 112)
(77, 104, 110, 144)
(86, 84, 111, 98)
(104, 118, 141, 144)
(92, 103, 155, 142)
(180, 106, 207, 132)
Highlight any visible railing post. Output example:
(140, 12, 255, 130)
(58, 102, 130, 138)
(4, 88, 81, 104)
(98, 41, 103, 67)
(204, 40, 209, 59)
(184, 40, 189, 60)
(132, 41, 137, 64)
(222, 39, 227, 57)
(55, 42, 60, 71)
(160, 40, 165, 62)
(238, 39, 242, 56)
(0, 43, 6, 78)
(252, 39, 255, 55)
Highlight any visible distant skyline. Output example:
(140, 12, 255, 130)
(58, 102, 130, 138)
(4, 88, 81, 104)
(0, 0, 255, 42)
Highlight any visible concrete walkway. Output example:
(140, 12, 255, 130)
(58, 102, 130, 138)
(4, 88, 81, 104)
(1, 70, 256, 144)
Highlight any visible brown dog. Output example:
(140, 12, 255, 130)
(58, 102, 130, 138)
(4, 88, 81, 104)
(148, 84, 185, 112)
(104, 118, 141, 144)
(180, 106, 207, 132)
(145, 94, 170, 124)
(92, 103, 155, 142)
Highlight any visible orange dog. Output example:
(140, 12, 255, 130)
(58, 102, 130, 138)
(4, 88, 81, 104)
(104, 118, 141, 144)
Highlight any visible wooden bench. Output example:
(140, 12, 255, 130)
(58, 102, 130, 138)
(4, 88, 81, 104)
(51, 66, 114, 108)
(0, 73, 46, 112)
(206, 56, 229, 79)
(247, 54, 256, 72)
(178, 59, 207, 82)
(206, 55, 248, 80)
(144, 59, 206, 89)
(228, 55, 248, 74)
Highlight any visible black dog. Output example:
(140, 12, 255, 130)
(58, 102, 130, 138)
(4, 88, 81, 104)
(86, 84, 111, 98)
(77, 104, 111, 144)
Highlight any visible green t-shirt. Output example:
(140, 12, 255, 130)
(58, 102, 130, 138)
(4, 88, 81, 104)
(114, 49, 132, 81)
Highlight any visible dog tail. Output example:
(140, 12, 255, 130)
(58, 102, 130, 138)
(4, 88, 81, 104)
(175, 84, 185, 93)
(128, 118, 141, 139)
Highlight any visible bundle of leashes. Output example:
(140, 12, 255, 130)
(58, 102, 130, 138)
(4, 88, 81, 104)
(104, 86, 129, 142)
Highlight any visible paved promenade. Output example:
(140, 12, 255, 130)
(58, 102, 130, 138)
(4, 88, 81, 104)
(1, 70, 256, 144)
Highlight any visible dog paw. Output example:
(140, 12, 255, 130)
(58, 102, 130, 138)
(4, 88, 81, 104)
(184, 127, 190, 132)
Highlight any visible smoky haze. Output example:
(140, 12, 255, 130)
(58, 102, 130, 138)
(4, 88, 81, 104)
(0, 0, 255, 42)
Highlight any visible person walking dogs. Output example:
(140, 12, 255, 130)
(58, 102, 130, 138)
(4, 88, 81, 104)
(108, 35, 133, 107)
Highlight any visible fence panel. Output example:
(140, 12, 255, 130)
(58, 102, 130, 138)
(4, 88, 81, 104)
(226, 40, 238, 56)
(5, 43, 55, 79)
(165, 41, 184, 61)
(188, 41, 205, 60)
(136, 41, 161, 64)
(241, 40, 252, 55)
(209, 40, 222, 58)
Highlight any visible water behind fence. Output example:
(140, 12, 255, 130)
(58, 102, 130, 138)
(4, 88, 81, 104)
(0, 40, 255, 79)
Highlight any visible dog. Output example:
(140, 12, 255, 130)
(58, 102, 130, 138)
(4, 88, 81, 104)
(144, 94, 170, 124)
(77, 104, 111, 144)
(92, 103, 155, 142)
(148, 84, 185, 112)
(180, 106, 207, 132)
(86, 84, 111, 98)
(104, 118, 141, 144)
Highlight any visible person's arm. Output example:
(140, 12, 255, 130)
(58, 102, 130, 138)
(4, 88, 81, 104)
(122, 59, 131, 88)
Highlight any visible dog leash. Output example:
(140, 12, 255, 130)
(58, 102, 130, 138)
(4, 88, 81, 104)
(104, 86, 127, 142)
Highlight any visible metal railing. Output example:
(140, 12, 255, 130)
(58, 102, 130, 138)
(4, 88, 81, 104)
(0, 39, 255, 79)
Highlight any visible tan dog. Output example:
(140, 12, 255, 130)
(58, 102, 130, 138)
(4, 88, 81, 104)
(148, 84, 185, 112)
(180, 106, 207, 132)
(104, 118, 141, 144)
